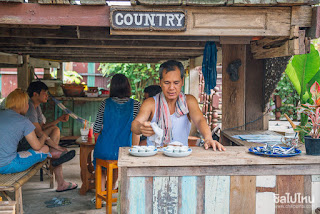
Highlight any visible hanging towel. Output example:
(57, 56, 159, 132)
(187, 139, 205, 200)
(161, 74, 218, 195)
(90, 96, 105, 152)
(149, 122, 164, 147)
(202, 41, 218, 95)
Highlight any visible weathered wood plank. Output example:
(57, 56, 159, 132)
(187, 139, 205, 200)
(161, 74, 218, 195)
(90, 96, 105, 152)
(17, 55, 31, 91)
(256, 176, 276, 187)
(118, 147, 320, 168)
(180, 176, 197, 214)
(126, 164, 320, 177)
(250, 27, 309, 59)
(312, 181, 320, 213)
(306, 6, 320, 39)
(222, 44, 246, 130)
(312, 175, 320, 182)
(153, 177, 178, 214)
(276, 175, 304, 214)
(291, 6, 312, 27)
(145, 177, 153, 214)
(230, 176, 256, 214)
(256, 192, 276, 214)
(220, 37, 251, 44)
(0, 52, 22, 65)
(196, 176, 205, 214)
(111, 6, 291, 37)
(80, 0, 106, 5)
(0, 0, 23, 2)
(29, 58, 60, 69)
(304, 175, 312, 214)
(0, 37, 205, 50)
(245, 45, 267, 130)
(0, 3, 110, 27)
(128, 177, 146, 214)
(120, 167, 129, 214)
(205, 176, 230, 214)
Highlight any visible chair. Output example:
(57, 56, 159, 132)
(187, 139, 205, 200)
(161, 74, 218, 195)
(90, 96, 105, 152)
(95, 159, 118, 214)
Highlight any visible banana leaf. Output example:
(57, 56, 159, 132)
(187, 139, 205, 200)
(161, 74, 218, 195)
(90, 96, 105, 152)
(285, 44, 320, 104)
(285, 44, 320, 141)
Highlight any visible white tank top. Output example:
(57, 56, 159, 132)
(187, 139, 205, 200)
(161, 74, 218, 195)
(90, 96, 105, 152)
(147, 96, 191, 146)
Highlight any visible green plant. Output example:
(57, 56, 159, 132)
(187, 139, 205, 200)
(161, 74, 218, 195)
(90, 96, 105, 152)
(285, 43, 320, 138)
(273, 73, 300, 120)
(98, 63, 160, 102)
(50, 70, 83, 84)
(295, 81, 320, 138)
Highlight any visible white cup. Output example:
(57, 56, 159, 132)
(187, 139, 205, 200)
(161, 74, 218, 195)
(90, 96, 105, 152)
(173, 148, 180, 153)
(180, 146, 189, 152)
(80, 128, 89, 142)
(131, 148, 138, 153)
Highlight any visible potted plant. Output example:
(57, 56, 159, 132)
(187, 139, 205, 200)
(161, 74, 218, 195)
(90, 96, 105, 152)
(295, 81, 320, 155)
(61, 71, 85, 97)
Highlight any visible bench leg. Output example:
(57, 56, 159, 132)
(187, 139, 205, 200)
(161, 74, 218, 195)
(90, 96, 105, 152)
(15, 187, 23, 214)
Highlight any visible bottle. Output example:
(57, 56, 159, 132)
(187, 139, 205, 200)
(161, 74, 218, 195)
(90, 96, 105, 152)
(88, 123, 94, 139)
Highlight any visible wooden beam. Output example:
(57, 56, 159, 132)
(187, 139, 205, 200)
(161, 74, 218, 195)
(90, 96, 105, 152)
(0, 37, 206, 49)
(111, 6, 291, 37)
(31, 56, 190, 63)
(291, 6, 312, 27)
(29, 58, 60, 68)
(250, 27, 310, 59)
(0, 26, 219, 41)
(220, 37, 251, 45)
(306, 6, 320, 39)
(0, 52, 22, 65)
(0, 3, 110, 27)
(17, 55, 31, 91)
(0, 47, 204, 55)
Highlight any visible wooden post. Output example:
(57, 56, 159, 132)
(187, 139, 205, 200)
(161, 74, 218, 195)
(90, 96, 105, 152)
(189, 57, 199, 136)
(245, 45, 268, 130)
(43, 68, 51, 80)
(221, 44, 267, 144)
(222, 44, 246, 131)
(57, 62, 63, 80)
(17, 55, 31, 91)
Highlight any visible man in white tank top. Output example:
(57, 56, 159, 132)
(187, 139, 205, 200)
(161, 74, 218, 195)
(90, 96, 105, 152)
(132, 60, 225, 151)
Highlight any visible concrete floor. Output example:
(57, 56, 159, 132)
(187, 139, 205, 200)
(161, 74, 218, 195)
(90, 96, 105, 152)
(20, 147, 117, 214)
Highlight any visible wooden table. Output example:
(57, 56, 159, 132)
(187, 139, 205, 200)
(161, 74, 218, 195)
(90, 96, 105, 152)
(118, 146, 320, 214)
(221, 129, 284, 147)
(76, 137, 95, 195)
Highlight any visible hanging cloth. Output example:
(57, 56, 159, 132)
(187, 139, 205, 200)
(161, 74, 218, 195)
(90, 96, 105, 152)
(202, 41, 218, 95)
(155, 92, 189, 145)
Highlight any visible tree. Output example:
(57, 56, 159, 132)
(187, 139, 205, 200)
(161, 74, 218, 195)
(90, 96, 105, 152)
(98, 63, 160, 102)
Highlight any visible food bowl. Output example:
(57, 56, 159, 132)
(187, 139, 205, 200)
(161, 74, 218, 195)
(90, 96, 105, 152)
(62, 84, 84, 97)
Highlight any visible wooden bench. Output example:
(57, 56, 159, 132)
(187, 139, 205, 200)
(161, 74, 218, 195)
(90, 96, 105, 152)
(0, 160, 47, 214)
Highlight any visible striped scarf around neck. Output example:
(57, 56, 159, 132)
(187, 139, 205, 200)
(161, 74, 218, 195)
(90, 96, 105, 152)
(155, 92, 189, 145)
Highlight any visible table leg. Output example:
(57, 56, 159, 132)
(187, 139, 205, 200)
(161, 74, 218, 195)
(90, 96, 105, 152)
(79, 145, 94, 195)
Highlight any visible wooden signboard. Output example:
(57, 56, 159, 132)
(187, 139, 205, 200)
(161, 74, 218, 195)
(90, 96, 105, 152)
(110, 8, 186, 31)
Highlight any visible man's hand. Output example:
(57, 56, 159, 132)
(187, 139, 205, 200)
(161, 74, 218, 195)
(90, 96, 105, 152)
(204, 139, 226, 151)
(140, 121, 155, 137)
(58, 114, 69, 122)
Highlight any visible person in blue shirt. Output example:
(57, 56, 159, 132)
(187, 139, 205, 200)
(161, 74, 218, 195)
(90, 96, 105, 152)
(93, 74, 140, 192)
(0, 89, 50, 174)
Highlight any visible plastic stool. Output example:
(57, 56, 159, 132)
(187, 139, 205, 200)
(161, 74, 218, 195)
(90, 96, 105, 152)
(95, 159, 118, 214)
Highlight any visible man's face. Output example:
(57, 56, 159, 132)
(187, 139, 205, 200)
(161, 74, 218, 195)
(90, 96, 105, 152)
(160, 66, 184, 101)
(34, 90, 48, 103)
